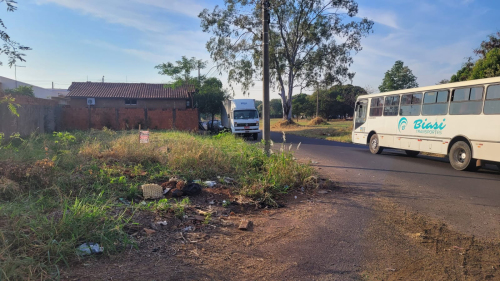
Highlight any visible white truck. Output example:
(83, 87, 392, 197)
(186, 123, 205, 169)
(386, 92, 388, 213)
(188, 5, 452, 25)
(221, 99, 261, 140)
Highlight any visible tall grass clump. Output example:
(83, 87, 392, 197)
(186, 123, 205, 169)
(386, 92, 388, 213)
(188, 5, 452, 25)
(0, 129, 312, 279)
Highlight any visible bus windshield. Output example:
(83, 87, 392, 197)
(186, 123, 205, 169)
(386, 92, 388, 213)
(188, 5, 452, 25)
(234, 110, 258, 119)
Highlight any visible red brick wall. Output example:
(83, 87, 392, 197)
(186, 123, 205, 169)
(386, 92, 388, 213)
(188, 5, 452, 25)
(176, 109, 199, 131)
(148, 109, 174, 130)
(61, 107, 198, 131)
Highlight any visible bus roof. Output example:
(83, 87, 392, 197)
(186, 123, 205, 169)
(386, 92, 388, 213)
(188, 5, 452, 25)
(358, 76, 500, 100)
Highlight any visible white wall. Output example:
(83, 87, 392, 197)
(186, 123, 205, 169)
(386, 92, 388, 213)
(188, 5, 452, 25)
(0, 76, 67, 99)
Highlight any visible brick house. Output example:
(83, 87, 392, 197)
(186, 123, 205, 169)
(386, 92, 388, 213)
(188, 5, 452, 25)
(66, 82, 195, 109)
(61, 82, 198, 131)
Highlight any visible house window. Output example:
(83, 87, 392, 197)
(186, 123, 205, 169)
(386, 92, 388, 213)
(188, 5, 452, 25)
(125, 99, 137, 105)
(186, 100, 191, 108)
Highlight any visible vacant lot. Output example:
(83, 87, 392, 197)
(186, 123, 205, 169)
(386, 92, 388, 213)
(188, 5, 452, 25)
(263, 118, 353, 143)
(0, 130, 312, 280)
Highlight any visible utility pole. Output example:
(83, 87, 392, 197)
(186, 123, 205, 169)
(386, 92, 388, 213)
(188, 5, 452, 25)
(14, 65, 26, 88)
(262, 0, 271, 155)
(102, 76, 104, 83)
(316, 82, 319, 118)
(52, 82, 54, 90)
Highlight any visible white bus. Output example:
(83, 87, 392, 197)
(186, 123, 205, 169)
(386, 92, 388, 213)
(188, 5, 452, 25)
(352, 77, 500, 171)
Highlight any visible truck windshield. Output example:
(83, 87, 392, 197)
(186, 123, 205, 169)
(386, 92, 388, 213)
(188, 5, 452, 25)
(234, 110, 258, 119)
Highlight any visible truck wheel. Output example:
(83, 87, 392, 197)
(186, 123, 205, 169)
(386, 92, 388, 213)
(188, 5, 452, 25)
(449, 141, 477, 171)
(405, 150, 420, 157)
(253, 133, 258, 141)
(369, 134, 384, 154)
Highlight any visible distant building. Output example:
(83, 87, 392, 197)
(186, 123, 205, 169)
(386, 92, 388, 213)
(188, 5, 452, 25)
(66, 82, 195, 109)
(0, 76, 67, 99)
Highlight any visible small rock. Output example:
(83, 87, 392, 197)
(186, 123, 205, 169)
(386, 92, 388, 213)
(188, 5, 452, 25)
(144, 228, 156, 236)
(208, 200, 215, 205)
(317, 190, 329, 194)
(238, 220, 252, 230)
(182, 183, 202, 196)
(183, 226, 194, 232)
(172, 189, 184, 198)
(193, 215, 206, 221)
(156, 221, 168, 226)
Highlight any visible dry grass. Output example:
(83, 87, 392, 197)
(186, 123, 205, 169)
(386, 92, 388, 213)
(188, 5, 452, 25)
(0, 130, 312, 280)
(308, 117, 329, 126)
(265, 119, 353, 143)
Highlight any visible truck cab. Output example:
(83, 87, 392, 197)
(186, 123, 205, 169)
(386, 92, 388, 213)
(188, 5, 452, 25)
(221, 99, 261, 140)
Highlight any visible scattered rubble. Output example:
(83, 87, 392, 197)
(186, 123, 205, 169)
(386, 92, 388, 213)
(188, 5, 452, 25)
(141, 184, 163, 199)
(144, 228, 156, 236)
(182, 183, 202, 196)
(77, 243, 103, 256)
(238, 219, 252, 230)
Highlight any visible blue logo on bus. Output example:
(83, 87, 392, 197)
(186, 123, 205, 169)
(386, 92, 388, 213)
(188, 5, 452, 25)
(398, 117, 447, 134)
(398, 117, 408, 132)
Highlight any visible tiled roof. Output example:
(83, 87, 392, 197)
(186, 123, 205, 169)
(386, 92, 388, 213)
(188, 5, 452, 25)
(67, 82, 195, 99)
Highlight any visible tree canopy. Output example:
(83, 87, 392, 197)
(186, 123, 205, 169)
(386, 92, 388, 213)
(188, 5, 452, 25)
(5, 85, 34, 97)
(156, 56, 228, 122)
(291, 84, 365, 118)
(0, 0, 30, 67)
(450, 33, 500, 82)
(0, 0, 31, 117)
(199, 0, 373, 120)
(378, 60, 419, 92)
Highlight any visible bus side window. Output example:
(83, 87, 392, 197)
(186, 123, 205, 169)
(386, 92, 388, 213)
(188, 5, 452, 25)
(369, 97, 384, 117)
(400, 93, 422, 116)
(450, 87, 483, 115)
(422, 90, 449, 115)
(383, 95, 400, 116)
(484, 85, 500, 114)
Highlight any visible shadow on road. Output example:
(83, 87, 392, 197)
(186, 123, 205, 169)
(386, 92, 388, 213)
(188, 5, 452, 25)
(314, 164, 500, 182)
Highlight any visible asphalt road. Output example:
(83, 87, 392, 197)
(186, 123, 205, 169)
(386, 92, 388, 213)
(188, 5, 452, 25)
(270, 132, 500, 240)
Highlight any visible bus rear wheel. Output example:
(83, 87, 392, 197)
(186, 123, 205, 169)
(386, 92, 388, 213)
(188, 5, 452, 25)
(405, 150, 420, 157)
(369, 134, 384, 154)
(449, 141, 477, 171)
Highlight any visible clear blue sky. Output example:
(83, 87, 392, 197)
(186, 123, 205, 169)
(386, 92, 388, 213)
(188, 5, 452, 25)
(0, 0, 498, 99)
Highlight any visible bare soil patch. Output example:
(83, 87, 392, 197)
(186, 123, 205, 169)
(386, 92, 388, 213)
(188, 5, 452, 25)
(364, 198, 500, 280)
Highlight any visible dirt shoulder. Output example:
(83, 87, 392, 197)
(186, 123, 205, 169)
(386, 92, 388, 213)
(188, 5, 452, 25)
(63, 174, 500, 281)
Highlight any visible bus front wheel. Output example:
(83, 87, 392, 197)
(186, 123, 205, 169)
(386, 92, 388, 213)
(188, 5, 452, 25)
(369, 134, 384, 155)
(449, 141, 476, 171)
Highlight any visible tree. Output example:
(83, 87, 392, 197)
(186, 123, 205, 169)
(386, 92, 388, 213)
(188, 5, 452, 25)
(199, 0, 374, 121)
(270, 98, 283, 118)
(155, 56, 207, 87)
(0, 0, 31, 116)
(292, 93, 312, 119)
(437, 79, 450, 85)
(196, 77, 229, 125)
(156, 56, 228, 126)
(255, 100, 263, 117)
(335, 84, 366, 110)
(378, 60, 419, 92)
(474, 32, 500, 58)
(450, 57, 474, 82)
(4, 85, 34, 97)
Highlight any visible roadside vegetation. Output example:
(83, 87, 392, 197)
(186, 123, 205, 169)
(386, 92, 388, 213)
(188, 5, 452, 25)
(0, 130, 312, 280)
(265, 118, 353, 143)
